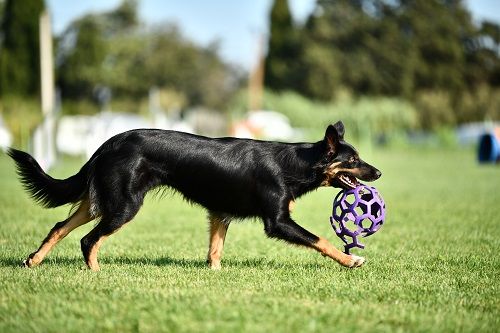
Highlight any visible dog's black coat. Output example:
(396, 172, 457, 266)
(8, 121, 381, 255)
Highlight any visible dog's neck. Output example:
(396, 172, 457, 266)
(280, 141, 327, 199)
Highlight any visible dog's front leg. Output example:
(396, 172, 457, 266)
(263, 208, 364, 268)
(312, 237, 365, 268)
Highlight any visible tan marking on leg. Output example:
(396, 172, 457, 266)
(313, 237, 365, 268)
(24, 200, 93, 268)
(83, 222, 126, 272)
(86, 235, 108, 272)
(207, 216, 229, 270)
(288, 200, 295, 212)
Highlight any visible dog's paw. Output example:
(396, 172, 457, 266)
(347, 254, 365, 268)
(21, 253, 39, 268)
(21, 257, 34, 268)
(208, 260, 222, 270)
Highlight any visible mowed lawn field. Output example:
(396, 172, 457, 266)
(0, 148, 498, 333)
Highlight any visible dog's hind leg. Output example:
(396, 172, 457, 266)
(23, 199, 93, 268)
(80, 222, 112, 272)
(206, 213, 230, 270)
(80, 219, 123, 272)
(80, 204, 141, 271)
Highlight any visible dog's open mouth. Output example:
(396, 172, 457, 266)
(336, 173, 359, 189)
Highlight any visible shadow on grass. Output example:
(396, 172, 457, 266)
(0, 256, 87, 268)
(0, 257, 26, 268)
(0, 255, 327, 270)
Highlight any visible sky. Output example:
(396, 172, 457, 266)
(46, 0, 500, 72)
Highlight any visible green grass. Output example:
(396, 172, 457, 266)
(0, 148, 498, 332)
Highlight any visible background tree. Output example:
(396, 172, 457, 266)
(399, 0, 471, 93)
(264, 0, 301, 91)
(0, 1, 4, 21)
(264, 0, 499, 127)
(0, 0, 45, 96)
(56, 1, 139, 101)
(57, 16, 107, 99)
(56, 1, 238, 110)
(470, 20, 500, 86)
(104, 0, 138, 34)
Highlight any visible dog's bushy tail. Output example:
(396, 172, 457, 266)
(7, 148, 88, 208)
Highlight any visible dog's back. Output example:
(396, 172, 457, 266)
(87, 129, 322, 218)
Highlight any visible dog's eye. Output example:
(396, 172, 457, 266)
(349, 157, 358, 164)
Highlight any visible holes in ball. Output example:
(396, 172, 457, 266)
(355, 203, 367, 216)
(342, 234, 354, 245)
(360, 192, 374, 202)
(361, 202, 369, 212)
(334, 205, 342, 218)
(343, 220, 359, 234)
(371, 202, 381, 218)
(360, 218, 373, 230)
(343, 210, 356, 221)
(345, 194, 355, 205)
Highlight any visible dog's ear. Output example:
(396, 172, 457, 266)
(325, 121, 345, 151)
(333, 121, 345, 139)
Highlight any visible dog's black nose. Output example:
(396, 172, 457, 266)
(375, 170, 382, 179)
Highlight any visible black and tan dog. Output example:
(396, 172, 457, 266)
(8, 120, 381, 271)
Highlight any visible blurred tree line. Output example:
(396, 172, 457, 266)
(56, 0, 239, 111)
(0, 0, 44, 96)
(0, 0, 498, 133)
(0, 0, 239, 114)
(265, 0, 500, 129)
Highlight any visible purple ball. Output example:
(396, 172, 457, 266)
(330, 184, 386, 254)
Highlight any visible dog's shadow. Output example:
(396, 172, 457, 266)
(0, 255, 325, 270)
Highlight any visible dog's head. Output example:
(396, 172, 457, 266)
(319, 121, 381, 189)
